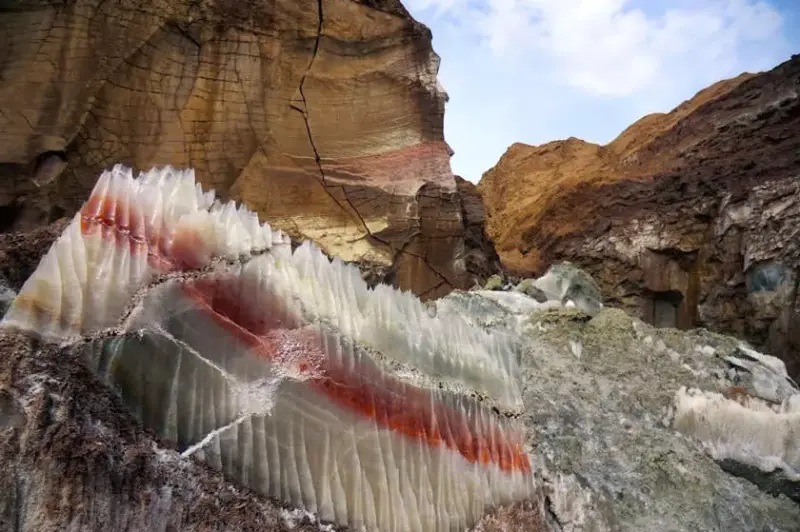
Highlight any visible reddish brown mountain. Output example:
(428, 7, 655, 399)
(479, 55, 800, 376)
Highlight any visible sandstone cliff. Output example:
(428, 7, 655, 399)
(479, 55, 800, 376)
(0, 0, 496, 299)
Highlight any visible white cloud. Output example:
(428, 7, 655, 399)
(403, 0, 790, 181)
(403, 0, 467, 16)
(408, 0, 784, 97)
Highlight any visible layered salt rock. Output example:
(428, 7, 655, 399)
(672, 386, 800, 501)
(1, 165, 285, 341)
(1, 165, 533, 531)
(269, 242, 523, 410)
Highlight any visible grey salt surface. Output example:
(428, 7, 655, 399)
(437, 289, 800, 532)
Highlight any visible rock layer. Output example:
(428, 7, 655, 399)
(1, 165, 532, 532)
(479, 55, 800, 376)
(0, 0, 495, 298)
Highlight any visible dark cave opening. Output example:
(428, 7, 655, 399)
(648, 290, 684, 329)
(0, 202, 23, 233)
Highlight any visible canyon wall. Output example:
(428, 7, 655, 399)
(0, 0, 497, 299)
(479, 55, 800, 376)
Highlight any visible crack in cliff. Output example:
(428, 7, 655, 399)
(288, 0, 453, 294)
(290, 0, 374, 237)
(168, 23, 202, 150)
(15, 111, 35, 133)
(172, 23, 201, 50)
(419, 280, 446, 299)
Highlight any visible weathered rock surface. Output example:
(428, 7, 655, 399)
(478, 54, 800, 376)
(0, 0, 496, 299)
(0, 219, 69, 291)
(2, 202, 800, 531)
(0, 165, 546, 532)
(435, 290, 800, 531)
(454, 176, 502, 284)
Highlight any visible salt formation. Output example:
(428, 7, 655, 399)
(1, 165, 533, 531)
(672, 387, 800, 482)
(672, 353, 800, 503)
(530, 262, 604, 315)
(1, 165, 283, 340)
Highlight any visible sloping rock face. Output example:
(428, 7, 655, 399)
(0, 0, 494, 299)
(478, 55, 800, 377)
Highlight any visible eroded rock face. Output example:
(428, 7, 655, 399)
(3, 167, 800, 531)
(478, 54, 800, 376)
(0, 0, 496, 299)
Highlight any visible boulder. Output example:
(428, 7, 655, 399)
(484, 274, 505, 291)
(528, 262, 604, 316)
(478, 55, 800, 377)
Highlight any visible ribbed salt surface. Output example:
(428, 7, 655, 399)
(1, 165, 534, 531)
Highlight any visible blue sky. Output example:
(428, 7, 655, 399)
(403, 0, 800, 182)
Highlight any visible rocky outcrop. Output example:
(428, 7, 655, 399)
(3, 200, 800, 531)
(478, 54, 800, 376)
(444, 285, 800, 527)
(0, 0, 497, 299)
(0, 165, 541, 532)
(454, 175, 502, 283)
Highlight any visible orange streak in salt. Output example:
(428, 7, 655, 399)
(80, 186, 208, 272)
(76, 183, 531, 474)
(181, 278, 531, 474)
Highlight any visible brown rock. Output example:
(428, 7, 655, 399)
(455, 175, 502, 284)
(0, 219, 70, 290)
(0, 0, 498, 299)
(479, 54, 800, 377)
